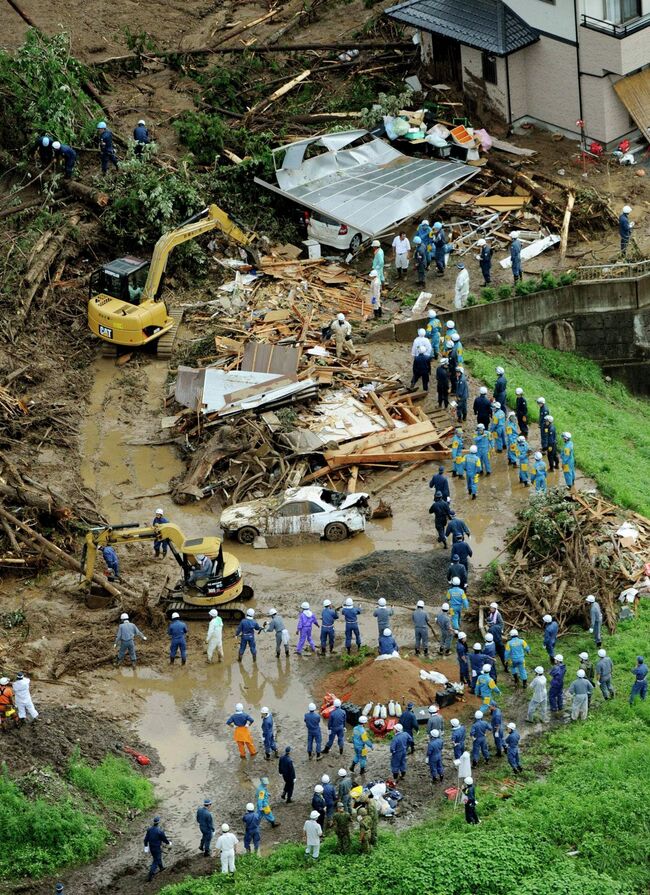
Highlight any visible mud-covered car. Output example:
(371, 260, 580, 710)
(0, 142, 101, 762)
(219, 486, 370, 545)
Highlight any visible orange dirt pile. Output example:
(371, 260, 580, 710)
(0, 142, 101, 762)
(318, 656, 460, 707)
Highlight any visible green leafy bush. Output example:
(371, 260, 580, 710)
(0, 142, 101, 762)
(539, 270, 559, 290)
(0, 30, 101, 151)
(480, 287, 497, 303)
(341, 645, 373, 668)
(497, 284, 513, 300)
(0, 770, 107, 879)
(515, 278, 541, 296)
(68, 752, 155, 810)
(559, 270, 577, 286)
(466, 292, 479, 307)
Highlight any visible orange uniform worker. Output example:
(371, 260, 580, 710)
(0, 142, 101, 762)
(0, 677, 16, 725)
(226, 702, 257, 758)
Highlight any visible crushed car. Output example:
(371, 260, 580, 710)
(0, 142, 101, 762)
(219, 486, 370, 545)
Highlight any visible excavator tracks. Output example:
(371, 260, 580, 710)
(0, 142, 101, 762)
(163, 585, 254, 622)
(156, 314, 179, 360)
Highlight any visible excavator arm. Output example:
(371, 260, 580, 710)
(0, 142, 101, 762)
(82, 523, 219, 583)
(143, 205, 256, 301)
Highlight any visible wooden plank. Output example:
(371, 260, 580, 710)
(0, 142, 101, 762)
(559, 191, 576, 261)
(368, 390, 396, 429)
(491, 137, 537, 157)
(328, 450, 451, 467)
(324, 421, 435, 458)
(348, 466, 359, 493)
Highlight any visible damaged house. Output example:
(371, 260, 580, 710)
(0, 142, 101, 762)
(385, 0, 650, 146)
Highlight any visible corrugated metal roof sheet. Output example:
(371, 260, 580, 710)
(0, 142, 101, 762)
(254, 131, 478, 237)
(384, 0, 539, 56)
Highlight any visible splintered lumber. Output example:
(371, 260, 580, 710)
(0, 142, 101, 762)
(328, 450, 450, 466)
(368, 391, 395, 429)
(212, 8, 280, 47)
(559, 191, 576, 260)
(243, 70, 311, 122)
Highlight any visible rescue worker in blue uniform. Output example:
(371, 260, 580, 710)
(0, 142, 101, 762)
(489, 705, 504, 757)
(543, 614, 559, 660)
(152, 508, 170, 558)
(261, 707, 278, 760)
(428, 465, 450, 500)
(144, 816, 171, 882)
(378, 627, 398, 655)
(561, 432, 575, 488)
(505, 628, 531, 687)
(505, 412, 519, 465)
(487, 602, 506, 668)
(341, 598, 361, 654)
(517, 435, 530, 486)
(52, 141, 77, 178)
(100, 545, 120, 579)
(490, 402, 507, 452)
(452, 535, 472, 572)
(351, 716, 373, 775)
(451, 426, 464, 477)
(425, 309, 442, 358)
(323, 698, 347, 755)
(196, 799, 214, 856)
(450, 718, 466, 759)
(243, 802, 261, 853)
(494, 366, 507, 412)
(456, 632, 471, 686)
(619, 205, 633, 255)
(390, 724, 413, 779)
(470, 710, 490, 766)
(477, 238, 492, 285)
(464, 445, 482, 498)
(399, 702, 418, 753)
(304, 702, 323, 760)
(629, 655, 648, 704)
(447, 554, 467, 589)
(133, 119, 151, 157)
(510, 231, 522, 282)
(426, 729, 444, 782)
(505, 722, 522, 773)
(549, 653, 566, 712)
(236, 609, 262, 662)
(320, 599, 339, 655)
(97, 121, 119, 174)
(167, 612, 188, 665)
(474, 424, 491, 475)
(429, 491, 452, 548)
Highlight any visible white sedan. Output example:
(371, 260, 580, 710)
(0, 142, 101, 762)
(220, 486, 370, 545)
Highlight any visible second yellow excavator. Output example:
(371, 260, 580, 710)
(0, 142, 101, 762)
(82, 521, 253, 619)
(87, 205, 255, 356)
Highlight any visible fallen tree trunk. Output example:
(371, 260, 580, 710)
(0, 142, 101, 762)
(0, 482, 72, 519)
(62, 180, 109, 208)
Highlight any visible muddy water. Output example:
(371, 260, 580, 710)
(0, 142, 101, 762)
(78, 354, 575, 851)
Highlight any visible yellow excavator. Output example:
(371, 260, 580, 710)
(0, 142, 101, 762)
(82, 522, 253, 619)
(87, 205, 255, 357)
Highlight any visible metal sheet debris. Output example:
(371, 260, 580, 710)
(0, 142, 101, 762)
(499, 234, 561, 268)
(254, 130, 478, 236)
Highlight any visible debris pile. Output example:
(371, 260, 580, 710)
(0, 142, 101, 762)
(479, 490, 649, 634)
(318, 656, 448, 707)
(168, 254, 452, 506)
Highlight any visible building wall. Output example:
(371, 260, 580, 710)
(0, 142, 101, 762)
(579, 21, 650, 75)
(460, 45, 510, 120)
(507, 49, 529, 120)
(507, 0, 577, 41)
(517, 36, 581, 133)
(581, 72, 637, 143)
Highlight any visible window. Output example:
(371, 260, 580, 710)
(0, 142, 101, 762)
(482, 52, 497, 85)
(604, 0, 641, 22)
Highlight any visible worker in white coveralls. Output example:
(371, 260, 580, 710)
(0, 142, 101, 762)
(206, 608, 223, 663)
(215, 823, 239, 874)
(454, 262, 470, 310)
(12, 672, 38, 722)
(330, 313, 355, 357)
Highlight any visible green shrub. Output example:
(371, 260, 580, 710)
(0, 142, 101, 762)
(539, 270, 559, 290)
(559, 270, 577, 286)
(497, 284, 513, 300)
(480, 287, 497, 303)
(466, 292, 479, 307)
(0, 771, 108, 879)
(341, 645, 373, 668)
(68, 752, 155, 810)
(173, 111, 276, 165)
(515, 278, 540, 296)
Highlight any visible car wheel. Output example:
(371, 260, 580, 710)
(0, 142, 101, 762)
(349, 233, 362, 253)
(237, 526, 258, 545)
(324, 522, 349, 542)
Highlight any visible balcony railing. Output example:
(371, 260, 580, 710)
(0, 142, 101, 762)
(581, 12, 650, 37)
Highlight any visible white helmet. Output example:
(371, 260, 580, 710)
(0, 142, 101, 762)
(338, 768, 347, 777)
(246, 802, 255, 811)
(480, 386, 488, 395)
(534, 451, 542, 460)
(536, 397, 545, 404)
(623, 205, 632, 213)
(446, 320, 455, 328)
(323, 599, 332, 607)
(507, 722, 516, 730)
(477, 423, 485, 431)
(492, 402, 501, 409)
(577, 669, 586, 678)
(171, 612, 180, 619)
(517, 435, 525, 443)
(155, 508, 164, 515)
(358, 715, 368, 724)
(555, 654, 564, 663)
(585, 595, 596, 603)
(546, 415, 554, 423)
(209, 608, 219, 617)
(416, 600, 425, 608)
(333, 698, 342, 707)
(458, 632, 467, 640)
(469, 445, 477, 453)
(417, 328, 426, 337)
(451, 577, 460, 586)
(301, 601, 310, 610)
(597, 649, 607, 658)
(314, 784, 324, 793)
(428, 705, 438, 714)
(345, 598, 353, 607)
(378, 597, 387, 607)
(261, 706, 270, 714)
(221, 823, 230, 832)
(510, 629, 518, 637)
(490, 602, 498, 609)
(450, 718, 460, 728)
(442, 602, 450, 611)
(509, 231, 519, 238)
(464, 776, 473, 785)
(310, 810, 320, 820)
(395, 723, 403, 732)
(430, 729, 440, 738)
(383, 628, 392, 636)
(268, 608, 277, 615)
(246, 608, 255, 617)
(452, 333, 460, 342)
(534, 666, 544, 675)
(579, 652, 589, 660)
(515, 387, 523, 395)
(474, 711, 484, 719)
(496, 366, 504, 375)
(562, 432, 571, 440)
(473, 643, 482, 651)
(120, 612, 129, 620)
(482, 664, 491, 673)
(485, 633, 493, 642)
(371, 239, 381, 247)
(308, 702, 317, 711)
(337, 313, 345, 322)
(543, 614, 552, 623)
(235, 702, 244, 711)
(477, 238, 486, 246)
(52, 140, 62, 150)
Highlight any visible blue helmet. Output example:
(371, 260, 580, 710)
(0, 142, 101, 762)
(413, 236, 422, 244)
(97, 121, 107, 129)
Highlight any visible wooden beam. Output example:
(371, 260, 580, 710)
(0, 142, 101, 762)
(559, 191, 575, 261)
(368, 390, 396, 429)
